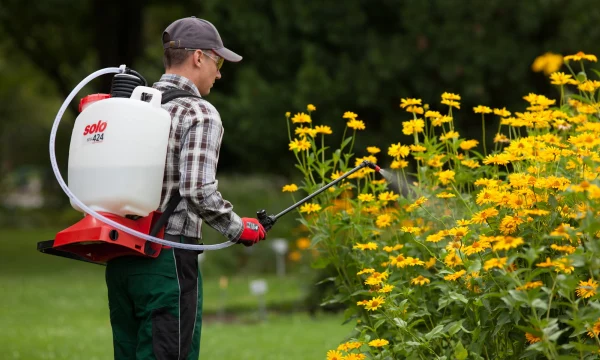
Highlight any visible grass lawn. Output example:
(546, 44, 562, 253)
(0, 228, 353, 359)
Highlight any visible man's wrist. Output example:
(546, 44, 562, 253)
(226, 213, 243, 241)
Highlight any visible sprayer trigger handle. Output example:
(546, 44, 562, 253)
(256, 209, 276, 232)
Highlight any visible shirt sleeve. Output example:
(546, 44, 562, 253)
(178, 101, 243, 241)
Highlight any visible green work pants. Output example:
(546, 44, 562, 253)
(105, 236, 203, 360)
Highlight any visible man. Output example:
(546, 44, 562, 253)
(105, 17, 267, 360)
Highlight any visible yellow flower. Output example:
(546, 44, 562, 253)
(376, 214, 393, 228)
(471, 208, 499, 224)
(402, 119, 425, 135)
(436, 192, 456, 199)
(473, 105, 492, 114)
(368, 338, 389, 347)
(291, 112, 311, 123)
(289, 138, 311, 151)
(550, 244, 576, 254)
(382, 245, 402, 252)
(389, 254, 407, 268)
(353, 242, 378, 251)
(390, 160, 408, 169)
(307, 104, 316, 111)
(549, 72, 573, 85)
(564, 51, 597, 62)
(536, 257, 554, 268)
(400, 98, 422, 108)
(405, 105, 424, 114)
(295, 126, 318, 138)
(444, 270, 466, 281)
(576, 279, 598, 299)
(388, 143, 410, 158)
(401, 226, 422, 235)
(461, 159, 480, 169)
(357, 193, 375, 202)
(411, 275, 430, 286)
(463, 239, 491, 255)
(577, 80, 600, 92)
(553, 258, 574, 274)
(426, 231, 446, 243)
(516, 281, 544, 291)
(531, 52, 563, 74)
(441, 99, 461, 109)
(344, 353, 366, 360)
(357, 268, 375, 275)
(493, 236, 524, 251)
(440, 131, 460, 142)
(364, 296, 385, 311)
(441, 92, 461, 101)
(347, 119, 366, 130)
(378, 191, 400, 202)
(498, 216, 524, 235)
(315, 125, 332, 134)
(483, 257, 507, 270)
(326, 350, 344, 360)
(444, 251, 463, 268)
(494, 133, 510, 143)
(460, 139, 479, 150)
(588, 318, 600, 338)
(285, 111, 291, 118)
(525, 332, 542, 344)
(338, 341, 362, 351)
(330, 171, 345, 180)
(378, 284, 395, 293)
(296, 237, 311, 250)
(299, 203, 321, 214)
(425, 110, 442, 118)
(410, 144, 427, 152)
(288, 251, 301, 262)
(282, 184, 299, 192)
(436, 170, 455, 185)
(493, 107, 511, 117)
(424, 257, 436, 268)
(343, 111, 358, 120)
(367, 146, 381, 154)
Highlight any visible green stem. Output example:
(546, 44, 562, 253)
(481, 114, 487, 156)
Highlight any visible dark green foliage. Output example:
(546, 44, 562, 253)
(1, 0, 600, 175)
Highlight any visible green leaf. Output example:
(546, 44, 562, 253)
(531, 298, 548, 310)
(374, 318, 386, 330)
(310, 256, 330, 269)
(454, 341, 468, 360)
(394, 318, 407, 328)
(449, 291, 468, 304)
(340, 136, 353, 150)
(404, 341, 422, 347)
(425, 324, 445, 340)
(447, 320, 464, 336)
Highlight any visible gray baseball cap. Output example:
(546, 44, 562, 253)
(163, 17, 242, 62)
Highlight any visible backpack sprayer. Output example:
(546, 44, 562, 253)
(37, 66, 381, 265)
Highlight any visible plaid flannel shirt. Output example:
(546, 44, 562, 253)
(153, 74, 243, 241)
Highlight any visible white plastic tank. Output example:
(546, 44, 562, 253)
(68, 86, 171, 217)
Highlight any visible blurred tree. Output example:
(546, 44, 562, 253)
(1, 0, 599, 177)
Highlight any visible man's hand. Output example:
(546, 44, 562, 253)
(238, 217, 266, 246)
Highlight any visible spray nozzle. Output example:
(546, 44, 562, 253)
(361, 160, 381, 172)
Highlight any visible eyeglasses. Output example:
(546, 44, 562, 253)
(186, 48, 223, 70)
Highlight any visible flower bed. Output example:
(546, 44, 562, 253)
(284, 52, 600, 359)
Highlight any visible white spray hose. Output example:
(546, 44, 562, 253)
(49, 66, 235, 251)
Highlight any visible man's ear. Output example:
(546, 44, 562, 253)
(195, 50, 203, 67)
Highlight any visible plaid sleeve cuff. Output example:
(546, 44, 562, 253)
(226, 212, 243, 241)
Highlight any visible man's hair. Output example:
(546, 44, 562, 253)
(163, 48, 192, 69)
